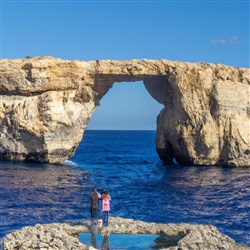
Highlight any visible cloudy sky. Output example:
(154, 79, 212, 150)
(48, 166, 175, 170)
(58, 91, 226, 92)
(0, 0, 249, 130)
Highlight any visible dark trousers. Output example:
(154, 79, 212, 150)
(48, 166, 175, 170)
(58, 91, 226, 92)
(102, 211, 109, 227)
(91, 207, 98, 218)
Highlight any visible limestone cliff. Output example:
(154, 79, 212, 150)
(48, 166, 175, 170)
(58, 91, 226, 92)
(0, 56, 249, 166)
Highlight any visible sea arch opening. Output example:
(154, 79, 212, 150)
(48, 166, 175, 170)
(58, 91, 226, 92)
(87, 80, 164, 130)
(74, 75, 172, 165)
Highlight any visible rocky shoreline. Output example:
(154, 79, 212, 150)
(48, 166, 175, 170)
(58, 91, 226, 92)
(2, 217, 249, 250)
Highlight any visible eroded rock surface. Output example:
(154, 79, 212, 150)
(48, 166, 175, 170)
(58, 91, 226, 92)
(2, 217, 249, 250)
(0, 57, 249, 166)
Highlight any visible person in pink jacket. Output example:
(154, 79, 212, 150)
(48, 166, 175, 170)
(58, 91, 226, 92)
(101, 189, 111, 227)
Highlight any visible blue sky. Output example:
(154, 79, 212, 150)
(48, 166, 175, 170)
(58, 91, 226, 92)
(0, 0, 249, 130)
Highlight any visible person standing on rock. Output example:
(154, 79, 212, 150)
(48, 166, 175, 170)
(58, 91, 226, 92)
(90, 187, 101, 219)
(101, 189, 111, 227)
(90, 187, 102, 237)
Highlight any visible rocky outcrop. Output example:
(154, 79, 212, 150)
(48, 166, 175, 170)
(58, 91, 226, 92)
(2, 217, 249, 250)
(0, 57, 249, 166)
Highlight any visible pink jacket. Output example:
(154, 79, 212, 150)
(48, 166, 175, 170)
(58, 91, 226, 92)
(102, 195, 111, 212)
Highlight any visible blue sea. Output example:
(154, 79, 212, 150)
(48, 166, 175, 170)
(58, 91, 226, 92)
(0, 130, 249, 249)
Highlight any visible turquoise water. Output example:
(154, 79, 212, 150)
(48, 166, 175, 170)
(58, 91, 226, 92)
(0, 130, 249, 249)
(79, 233, 158, 250)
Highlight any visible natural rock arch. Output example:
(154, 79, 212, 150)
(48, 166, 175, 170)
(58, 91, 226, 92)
(0, 57, 249, 167)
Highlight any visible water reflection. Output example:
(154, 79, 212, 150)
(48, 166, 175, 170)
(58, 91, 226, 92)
(101, 234, 110, 250)
(90, 218, 99, 248)
(90, 216, 110, 249)
(79, 233, 158, 250)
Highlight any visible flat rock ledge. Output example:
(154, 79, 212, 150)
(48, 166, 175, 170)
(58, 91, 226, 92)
(2, 217, 249, 250)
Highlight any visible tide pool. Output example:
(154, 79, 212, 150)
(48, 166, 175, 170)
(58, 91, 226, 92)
(79, 233, 158, 250)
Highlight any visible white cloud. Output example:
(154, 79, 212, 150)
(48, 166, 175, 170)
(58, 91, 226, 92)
(228, 36, 240, 44)
(211, 36, 240, 45)
(211, 38, 227, 44)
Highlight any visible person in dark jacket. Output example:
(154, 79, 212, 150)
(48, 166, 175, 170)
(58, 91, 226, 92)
(90, 187, 101, 218)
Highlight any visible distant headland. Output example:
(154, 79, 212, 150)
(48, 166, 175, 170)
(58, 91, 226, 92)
(0, 57, 249, 167)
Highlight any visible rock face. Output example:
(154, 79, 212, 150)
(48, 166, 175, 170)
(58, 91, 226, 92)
(0, 57, 249, 166)
(2, 217, 249, 250)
